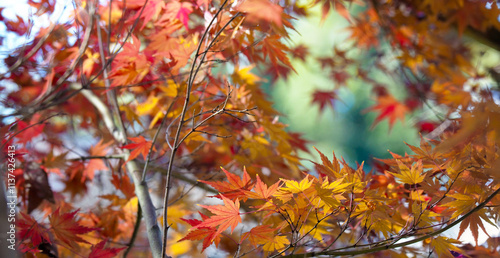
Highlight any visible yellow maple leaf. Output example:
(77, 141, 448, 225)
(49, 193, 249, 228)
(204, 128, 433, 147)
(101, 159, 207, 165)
(314, 178, 350, 210)
(263, 235, 290, 252)
(389, 160, 425, 185)
(442, 193, 477, 219)
(431, 236, 462, 258)
(282, 177, 313, 193)
(136, 95, 160, 115)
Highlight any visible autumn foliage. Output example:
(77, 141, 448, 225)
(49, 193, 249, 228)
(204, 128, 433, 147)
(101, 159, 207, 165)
(1, 0, 500, 257)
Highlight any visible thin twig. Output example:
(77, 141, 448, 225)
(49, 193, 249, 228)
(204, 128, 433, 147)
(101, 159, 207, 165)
(160, 1, 231, 256)
(123, 204, 142, 257)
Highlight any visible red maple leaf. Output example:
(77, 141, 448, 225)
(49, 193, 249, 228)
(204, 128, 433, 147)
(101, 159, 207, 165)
(331, 70, 350, 86)
(164, 1, 193, 29)
(18, 212, 50, 252)
(175, 2, 193, 29)
(48, 208, 95, 248)
(121, 136, 156, 162)
(364, 95, 408, 130)
(267, 63, 293, 82)
(311, 90, 338, 112)
(126, 0, 165, 29)
(15, 117, 45, 145)
(290, 44, 309, 62)
(88, 240, 126, 258)
(288, 132, 310, 153)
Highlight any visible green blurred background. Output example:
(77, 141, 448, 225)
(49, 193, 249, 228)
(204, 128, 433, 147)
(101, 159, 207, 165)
(265, 7, 420, 169)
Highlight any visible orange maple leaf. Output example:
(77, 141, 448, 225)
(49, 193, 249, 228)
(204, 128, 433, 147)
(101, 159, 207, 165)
(238, 0, 283, 26)
(109, 35, 151, 87)
(180, 213, 222, 251)
(347, 17, 379, 49)
(200, 167, 253, 201)
(241, 225, 276, 247)
(364, 95, 408, 129)
(84, 140, 112, 181)
(183, 227, 220, 251)
(195, 195, 241, 241)
(245, 174, 279, 199)
(315, 0, 353, 23)
(121, 136, 156, 162)
(260, 35, 294, 69)
(48, 208, 95, 248)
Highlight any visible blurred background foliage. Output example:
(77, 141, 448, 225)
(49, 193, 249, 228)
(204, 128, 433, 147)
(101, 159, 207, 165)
(264, 6, 421, 169)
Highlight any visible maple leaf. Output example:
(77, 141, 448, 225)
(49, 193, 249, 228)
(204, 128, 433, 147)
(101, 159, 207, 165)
(245, 174, 280, 199)
(109, 35, 151, 87)
(195, 195, 241, 241)
(312, 147, 341, 178)
(111, 172, 135, 199)
(241, 225, 275, 247)
(288, 132, 310, 153)
(88, 240, 126, 258)
(290, 44, 309, 62)
(389, 160, 425, 185)
(85, 140, 112, 181)
(42, 151, 68, 174)
(315, 0, 353, 22)
(458, 210, 495, 246)
(200, 167, 253, 201)
(164, 1, 193, 29)
(261, 35, 294, 69)
(331, 70, 350, 86)
(15, 118, 45, 144)
(263, 235, 290, 252)
(126, 0, 165, 29)
(48, 208, 95, 248)
(442, 193, 477, 220)
(120, 105, 144, 127)
(416, 120, 439, 133)
(430, 236, 462, 258)
(282, 177, 313, 193)
(179, 225, 220, 251)
(364, 95, 408, 129)
(18, 212, 50, 251)
(314, 178, 350, 209)
(347, 13, 380, 48)
(267, 63, 293, 82)
(311, 90, 338, 112)
(238, 0, 283, 27)
(121, 136, 155, 162)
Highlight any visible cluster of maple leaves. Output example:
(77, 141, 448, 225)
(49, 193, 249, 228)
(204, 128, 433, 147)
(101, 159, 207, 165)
(1, 0, 500, 257)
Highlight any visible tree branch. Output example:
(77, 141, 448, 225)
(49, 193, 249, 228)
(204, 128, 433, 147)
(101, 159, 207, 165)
(72, 84, 163, 258)
(282, 186, 500, 257)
